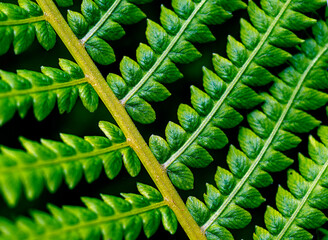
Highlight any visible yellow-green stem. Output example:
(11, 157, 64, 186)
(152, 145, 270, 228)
(36, 1, 206, 239)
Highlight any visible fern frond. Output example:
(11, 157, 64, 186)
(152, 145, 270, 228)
(0, 0, 56, 55)
(67, 0, 152, 65)
(0, 183, 176, 240)
(0, 121, 142, 207)
(107, 0, 247, 124)
(254, 125, 328, 239)
(0, 59, 100, 125)
(184, 19, 328, 238)
(149, 0, 326, 190)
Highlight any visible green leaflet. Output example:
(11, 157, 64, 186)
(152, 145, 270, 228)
(0, 121, 140, 207)
(0, 0, 56, 54)
(0, 183, 177, 240)
(107, 0, 247, 124)
(55, 0, 73, 7)
(67, 0, 151, 65)
(254, 125, 328, 240)
(185, 17, 328, 238)
(0, 59, 101, 125)
(1, 0, 328, 239)
(150, 0, 325, 191)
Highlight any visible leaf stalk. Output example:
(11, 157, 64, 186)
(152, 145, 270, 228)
(36, 0, 206, 239)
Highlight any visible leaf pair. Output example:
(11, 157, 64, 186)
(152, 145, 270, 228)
(0, 59, 98, 125)
(0, 0, 56, 55)
(108, 0, 247, 124)
(149, 0, 326, 191)
(0, 183, 177, 240)
(0, 121, 140, 207)
(186, 17, 328, 239)
(255, 124, 328, 239)
(67, 0, 152, 65)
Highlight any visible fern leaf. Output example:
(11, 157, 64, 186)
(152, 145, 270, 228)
(67, 0, 152, 65)
(0, 0, 56, 54)
(107, 0, 247, 124)
(0, 183, 176, 240)
(0, 121, 142, 207)
(185, 18, 328, 238)
(149, 0, 325, 190)
(0, 59, 102, 125)
(254, 125, 328, 240)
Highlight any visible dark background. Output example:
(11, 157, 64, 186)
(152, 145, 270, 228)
(0, 0, 327, 239)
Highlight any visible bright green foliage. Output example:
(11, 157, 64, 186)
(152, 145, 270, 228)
(185, 18, 328, 238)
(1, 0, 328, 239)
(0, 0, 56, 55)
(254, 125, 328, 240)
(149, 0, 325, 191)
(0, 121, 141, 207)
(108, 0, 247, 124)
(0, 59, 100, 125)
(0, 183, 177, 240)
(67, 0, 152, 65)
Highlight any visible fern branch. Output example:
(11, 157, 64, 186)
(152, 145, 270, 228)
(29, 202, 167, 240)
(0, 142, 128, 174)
(80, 0, 122, 44)
(185, 18, 328, 238)
(0, 183, 177, 240)
(120, 0, 207, 106)
(276, 156, 328, 239)
(154, 0, 324, 190)
(0, 59, 99, 125)
(0, 121, 137, 207)
(36, 0, 205, 239)
(108, 0, 246, 124)
(202, 41, 328, 232)
(67, 0, 151, 65)
(0, 15, 45, 26)
(201, 34, 328, 234)
(0, 1, 56, 54)
(255, 126, 328, 239)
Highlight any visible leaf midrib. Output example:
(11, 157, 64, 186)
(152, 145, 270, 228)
(162, 0, 292, 170)
(201, 29, 328, 232)
(80, 0, 122, 44)
(0, 78, 87, 99)
(0, 15, 45, 26)
(28, 201, 167, 240)
(120, 0, 207, 105)
(0, 142, 129, 174)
